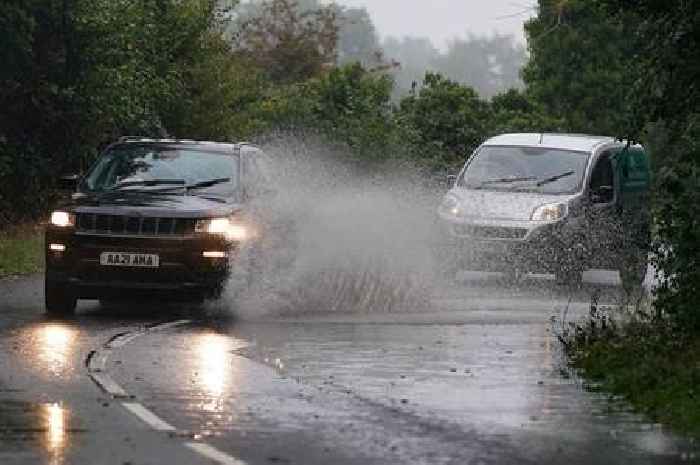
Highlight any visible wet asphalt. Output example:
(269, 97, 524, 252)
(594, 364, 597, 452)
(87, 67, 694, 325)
(1, 270, 698, 465)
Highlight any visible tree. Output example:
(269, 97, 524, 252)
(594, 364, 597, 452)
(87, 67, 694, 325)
(233, 0, 338, 84)
(335, 6, 383, 68)
(591, 0, 700, 330)
(490, 88, 563, 134)
(397, 73, 491, 167)
(522, 0, 632, 135)
(382, 36, 440, 97)
(383, 34, 526, 99)
(432, 34, 525, 98)
(0, 0, 251, 225)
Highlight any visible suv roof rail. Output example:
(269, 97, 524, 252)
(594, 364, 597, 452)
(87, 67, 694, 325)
(118, 136, 231, 145)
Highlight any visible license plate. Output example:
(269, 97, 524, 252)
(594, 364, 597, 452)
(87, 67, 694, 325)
(100, 252, 159, 268)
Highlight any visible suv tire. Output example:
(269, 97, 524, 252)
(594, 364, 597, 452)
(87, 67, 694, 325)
(45, 278, 77, 316)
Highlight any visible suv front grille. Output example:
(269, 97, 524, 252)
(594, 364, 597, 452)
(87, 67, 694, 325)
(76, 213, 196, 236)
(454, 224, 528, 240)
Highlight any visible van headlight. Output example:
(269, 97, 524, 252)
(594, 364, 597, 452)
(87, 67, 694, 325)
(440, 195, 462, 217)
(50, 211, 75, 227)
(196, 217, 248, 241)
(531, 203, 567, 222)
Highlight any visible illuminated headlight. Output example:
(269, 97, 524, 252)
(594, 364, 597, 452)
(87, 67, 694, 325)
(440, 195, 462, 217)
(196, 217, 248, 241)
(531, 203, 567, 221)
(50, 211, 75, 227)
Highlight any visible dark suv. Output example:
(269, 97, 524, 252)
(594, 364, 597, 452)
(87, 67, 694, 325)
(45, 138, 270, 315)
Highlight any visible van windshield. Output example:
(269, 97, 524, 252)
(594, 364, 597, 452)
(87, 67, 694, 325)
(458, 146, 590, 194)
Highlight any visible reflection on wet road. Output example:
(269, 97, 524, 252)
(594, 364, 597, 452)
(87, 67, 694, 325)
(34, 324, 78, 378)
(44, 402, 67, 464)
(0, 271, 697, 465)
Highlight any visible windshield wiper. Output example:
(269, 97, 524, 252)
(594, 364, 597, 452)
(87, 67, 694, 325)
(186, 177, 231, 191)
(478, 176, 537, 187)
(110, 179, 185, 190)
(536, 171, 575, 187)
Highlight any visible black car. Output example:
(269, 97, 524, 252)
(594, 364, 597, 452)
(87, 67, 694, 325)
(45, 137, 270, 315)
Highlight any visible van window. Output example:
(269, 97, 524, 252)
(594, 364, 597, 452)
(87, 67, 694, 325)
(589, 153, 615, 203)
(590, 154, 614, 190)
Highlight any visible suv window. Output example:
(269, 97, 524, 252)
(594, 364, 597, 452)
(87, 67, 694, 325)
(82, 144, 239, 196)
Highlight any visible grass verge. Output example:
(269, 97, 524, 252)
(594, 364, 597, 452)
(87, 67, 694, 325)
(568, 312, 700, 437)
(0, 225, 44, 277)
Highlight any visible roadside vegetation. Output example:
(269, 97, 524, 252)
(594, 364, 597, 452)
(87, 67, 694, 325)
(1, 0, 700, 434)
(0, 226, 43, 277)
(533, 0, 700, 435)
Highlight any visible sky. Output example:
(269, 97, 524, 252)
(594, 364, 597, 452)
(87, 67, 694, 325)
(332, 0, 537, 48)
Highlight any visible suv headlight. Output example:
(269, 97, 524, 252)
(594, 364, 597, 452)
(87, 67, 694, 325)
(440, 195, 462, 217)
(50, 211, 75, 227)
(531, 203, 567, 221)
(196, 217, 248, 241)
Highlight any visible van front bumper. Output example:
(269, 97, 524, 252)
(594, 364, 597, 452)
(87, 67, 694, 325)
(437, 216, 585, 272)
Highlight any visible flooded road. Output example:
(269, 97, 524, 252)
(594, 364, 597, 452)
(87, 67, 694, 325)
(0, 271, 697, 465)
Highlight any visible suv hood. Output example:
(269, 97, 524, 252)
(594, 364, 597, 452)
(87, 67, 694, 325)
(446, 188, 577, 221)
(68, 191, 239, 218)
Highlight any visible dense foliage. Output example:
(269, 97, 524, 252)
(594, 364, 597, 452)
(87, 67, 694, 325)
(595, 0, 700, 331)
(0, 0, 242, 223)
(522, 0, 632, 135)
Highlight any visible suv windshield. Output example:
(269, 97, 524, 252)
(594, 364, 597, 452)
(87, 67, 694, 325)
(81, 144, 239, 197)
(458, 146, 590, 194)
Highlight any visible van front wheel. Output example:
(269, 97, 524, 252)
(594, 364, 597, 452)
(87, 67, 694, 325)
(554, 267, 582, 287)
(620, 249, 648, 293)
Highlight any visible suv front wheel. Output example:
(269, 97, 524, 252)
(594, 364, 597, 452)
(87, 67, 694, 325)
(45, 278, 77, 316)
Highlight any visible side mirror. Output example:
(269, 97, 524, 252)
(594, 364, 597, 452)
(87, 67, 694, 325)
(590, 185, 614, 204)
(58, 174, 80, 191)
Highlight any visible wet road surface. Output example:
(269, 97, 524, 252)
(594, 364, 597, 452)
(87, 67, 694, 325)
(1, 270, 698, 465)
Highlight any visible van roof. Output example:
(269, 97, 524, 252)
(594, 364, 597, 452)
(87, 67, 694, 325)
(483, 133, 617, 152)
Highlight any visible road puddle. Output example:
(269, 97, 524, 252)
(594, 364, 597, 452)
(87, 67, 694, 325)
(0, 400, 84, 464)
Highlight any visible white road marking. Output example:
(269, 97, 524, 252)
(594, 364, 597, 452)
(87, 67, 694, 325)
(122, 402, 177, 432)
(185, 442, 248, 465)
(89, 372, 129, 398)
(88, 318, 246, 465)
(108, 332, 141, 348)
(148, 319, 192, 332)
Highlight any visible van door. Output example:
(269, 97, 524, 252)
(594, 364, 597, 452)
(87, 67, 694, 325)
(618, 146, 651, 250)
(586, 150, 622, 262)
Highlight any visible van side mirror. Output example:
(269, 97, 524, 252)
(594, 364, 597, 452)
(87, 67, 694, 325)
(590, 185, 614, 204)
(58, 174, 80, 191)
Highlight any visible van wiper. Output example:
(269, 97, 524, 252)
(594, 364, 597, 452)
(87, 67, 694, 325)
(536, 171, 575, 187)
(479, 176, 537, 186)
(186, 177, 231, 191)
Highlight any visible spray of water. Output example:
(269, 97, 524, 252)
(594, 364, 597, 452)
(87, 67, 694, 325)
(221, 134, 442, 319)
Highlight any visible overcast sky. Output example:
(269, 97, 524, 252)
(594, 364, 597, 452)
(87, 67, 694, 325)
(332, 0, 537, 47)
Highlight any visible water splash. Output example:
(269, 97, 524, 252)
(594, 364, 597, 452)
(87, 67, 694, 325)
(221, 133, 441, 318)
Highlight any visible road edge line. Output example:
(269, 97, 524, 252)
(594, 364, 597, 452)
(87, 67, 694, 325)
(86, 318, 248, 465)
(185, 442, 248, 465)
(122, 402, 177, 432)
